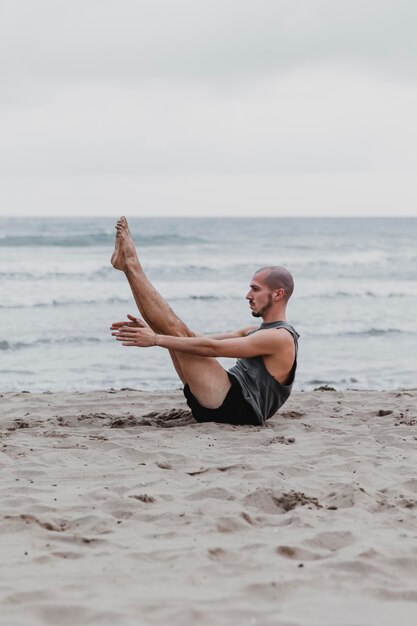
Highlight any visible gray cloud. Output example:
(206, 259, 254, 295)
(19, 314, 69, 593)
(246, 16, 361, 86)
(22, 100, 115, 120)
(1, 0, 416, 216)
(2, 68, 416, 177)
(1, 0, 416, 89)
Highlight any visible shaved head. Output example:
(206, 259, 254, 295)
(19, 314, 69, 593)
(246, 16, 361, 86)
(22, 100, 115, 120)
(255, 266, 294, 302)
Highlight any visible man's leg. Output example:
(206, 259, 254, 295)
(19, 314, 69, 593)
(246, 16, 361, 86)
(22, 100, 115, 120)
(111, 217, 231, 408)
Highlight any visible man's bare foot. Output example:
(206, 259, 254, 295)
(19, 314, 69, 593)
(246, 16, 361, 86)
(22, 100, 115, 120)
(111, 216, 138, 271)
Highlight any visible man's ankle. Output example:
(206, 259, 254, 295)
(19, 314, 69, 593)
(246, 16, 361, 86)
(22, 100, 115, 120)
(125, 261, 142, 277)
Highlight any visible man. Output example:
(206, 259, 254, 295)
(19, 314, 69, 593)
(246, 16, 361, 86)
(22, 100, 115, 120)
(111, 217, 299, 426)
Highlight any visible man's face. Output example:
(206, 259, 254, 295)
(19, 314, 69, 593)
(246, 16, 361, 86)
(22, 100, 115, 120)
(246, 272, 274, 318)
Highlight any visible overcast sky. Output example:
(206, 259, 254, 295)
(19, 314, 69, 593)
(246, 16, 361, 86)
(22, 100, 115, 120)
(1, 0, 417, 217)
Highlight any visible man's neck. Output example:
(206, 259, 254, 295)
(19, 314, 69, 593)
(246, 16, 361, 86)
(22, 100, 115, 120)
(262, 306, 287, 324)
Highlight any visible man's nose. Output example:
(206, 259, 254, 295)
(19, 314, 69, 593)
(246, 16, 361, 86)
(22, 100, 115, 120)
(246, 291, 251, 300)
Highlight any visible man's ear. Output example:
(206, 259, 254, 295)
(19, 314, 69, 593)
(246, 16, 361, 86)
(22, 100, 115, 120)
(274, 288, 285, 301)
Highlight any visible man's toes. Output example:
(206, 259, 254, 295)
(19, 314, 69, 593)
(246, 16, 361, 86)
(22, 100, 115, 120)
(116, 217, 128, 232)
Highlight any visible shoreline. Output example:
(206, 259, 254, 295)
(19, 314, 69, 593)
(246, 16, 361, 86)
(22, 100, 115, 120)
(2, 389, 417, 624)
(2, 386, 417, 428)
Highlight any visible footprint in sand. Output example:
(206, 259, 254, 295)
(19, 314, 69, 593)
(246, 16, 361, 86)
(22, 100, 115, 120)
(4, 514, 67, 532)
(143, 409, 195, 427)
(129, 494, 156, 503)
(266, 435, 295, 445)
(216, 516, 249, 533)
(207, 547, 238, 562)
(279, 410, 304, 420)
(243, 489, 322, 514)
(186, 487, 235, 501)
(304, 530, 355, 552)
(276, 545, 323, 561)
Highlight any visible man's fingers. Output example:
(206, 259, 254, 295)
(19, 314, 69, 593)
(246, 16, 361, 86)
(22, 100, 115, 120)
(127, 313, 146, 327)
(110, 321, 132, 329)
(122, 342, 137, 346)
(116, 327, 137, 335)
(111, 320, 140, 330)
(110, 314, 146, 331)
(115, 332, 141, 340)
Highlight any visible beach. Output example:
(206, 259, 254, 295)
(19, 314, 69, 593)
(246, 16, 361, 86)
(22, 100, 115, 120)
(2, 217, 416, 624)
(2, 0, 417, 621)
(2, 387, 417, 626)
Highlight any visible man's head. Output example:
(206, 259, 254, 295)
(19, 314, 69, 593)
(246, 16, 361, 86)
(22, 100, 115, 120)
(246, 266, 294, 318)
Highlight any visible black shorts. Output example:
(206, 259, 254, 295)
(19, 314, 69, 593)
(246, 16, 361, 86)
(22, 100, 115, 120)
(183, 373, 260, 426)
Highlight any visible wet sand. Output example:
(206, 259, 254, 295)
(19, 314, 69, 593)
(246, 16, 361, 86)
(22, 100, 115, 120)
(1, 388, 417, 626)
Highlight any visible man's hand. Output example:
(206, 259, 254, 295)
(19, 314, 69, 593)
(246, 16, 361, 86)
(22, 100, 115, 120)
(111, 314, 157, 347)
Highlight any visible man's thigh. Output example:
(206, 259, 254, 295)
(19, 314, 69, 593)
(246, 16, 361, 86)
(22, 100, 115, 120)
(176, 354, 232, 409)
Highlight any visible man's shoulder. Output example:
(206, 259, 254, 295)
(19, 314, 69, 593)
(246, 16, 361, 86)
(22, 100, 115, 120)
(258, 326, 295, 348)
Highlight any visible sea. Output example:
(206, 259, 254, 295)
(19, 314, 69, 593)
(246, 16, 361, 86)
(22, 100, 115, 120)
(0, 217, 416, 393)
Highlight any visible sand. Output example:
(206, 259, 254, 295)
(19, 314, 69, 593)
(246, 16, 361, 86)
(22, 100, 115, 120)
(1, 387, 417, 626)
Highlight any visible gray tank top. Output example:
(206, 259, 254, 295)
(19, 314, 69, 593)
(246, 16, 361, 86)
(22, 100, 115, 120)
(228, 321, 299, 424)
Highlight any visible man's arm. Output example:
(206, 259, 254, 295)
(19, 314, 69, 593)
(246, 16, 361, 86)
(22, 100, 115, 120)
(154, 332, 277, 358)
(113, 322, 284, 359)
(111, 316, 256, 341)
(203, 325, 257, 340)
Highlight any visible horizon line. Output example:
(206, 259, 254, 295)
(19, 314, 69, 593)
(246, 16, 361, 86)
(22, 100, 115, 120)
(0, 214, 416, 219)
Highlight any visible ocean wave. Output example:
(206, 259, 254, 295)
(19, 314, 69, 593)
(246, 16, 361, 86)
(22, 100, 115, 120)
(298, 291, 412, 299)
(0, 264, 218, 281)
(0, 369, 35, 375)
(0, 268, 115, 280)
(343, 328, 405, 337)
(309, 328, 408, 338)
(0, 232, 205, 248)
(189, 295, 222, 301)
(0, 296, 131, 309)
(307, 377, 359, 386)
(0, 293, 241, 309)
(0, 336, 104, 351)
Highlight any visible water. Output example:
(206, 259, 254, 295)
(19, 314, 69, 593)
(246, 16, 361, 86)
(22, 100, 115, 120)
(1, 217, 416, 392)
